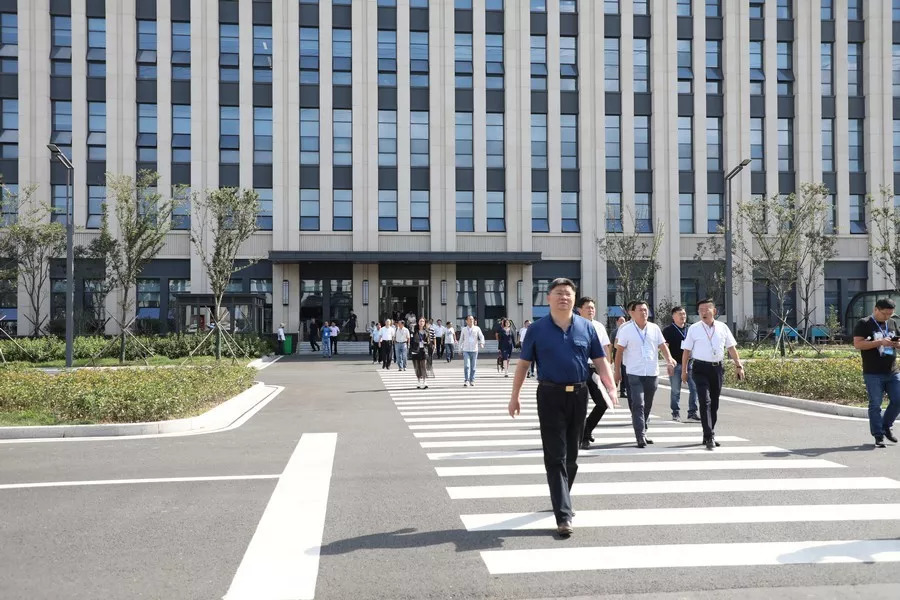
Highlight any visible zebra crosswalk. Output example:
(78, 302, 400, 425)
(378, 365, 900, 576)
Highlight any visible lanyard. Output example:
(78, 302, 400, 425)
(872, 316, 890, 338)
(675, 324, 687, 340)
(633, 321, 649, 347)
(702, 321, 718, 351)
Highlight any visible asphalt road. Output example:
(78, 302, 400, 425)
(2, 355, 900, 599)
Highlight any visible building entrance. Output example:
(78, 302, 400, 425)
(379, 279, 430, 325)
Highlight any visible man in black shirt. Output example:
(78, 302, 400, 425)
(662, 305, 699, 422)
(852, 298, 900, 448)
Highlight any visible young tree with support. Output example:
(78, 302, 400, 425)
(597, 210, 665, 313)
(868, 185, 900, 292)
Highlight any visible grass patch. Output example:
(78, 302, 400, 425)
(1, 355, 228, 368)
(739, 344, 857, 359)
(0, 365, 257, 425)
(724, 357, 866, 406)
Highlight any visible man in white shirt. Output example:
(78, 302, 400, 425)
(330, 322, 340, 355)
(458, 314, 485, 386)
(276, 323, 286, 354)
(614, 300, 676, 448)
(434, 319, 446, 359)
(576, 297, 616, 449)
(393, 320, 411, 371)
(518, 320, 534, 377)
(681, 298, 745, 450)
(380, 319, 396, 370)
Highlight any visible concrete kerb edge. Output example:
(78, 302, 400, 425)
(657, 377, 867, 419)
(0, 381, 282, 440)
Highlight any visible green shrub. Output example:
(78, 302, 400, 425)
(0, 365, 256, 423)
(724, 357, 865, 405)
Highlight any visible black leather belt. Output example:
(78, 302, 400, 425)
(693, 359, 723, 367)
(538, 381, 586, 392)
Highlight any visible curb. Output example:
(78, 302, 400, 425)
(0, 381, 282, 439)
(658, 379, 867, 419)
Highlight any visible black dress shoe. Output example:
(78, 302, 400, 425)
(687, 414, 701, 422)
(557, 520, 573, 537)
(589, 435, 595, 442)
(579, 439, 591, 450)
(875, 436, 887, 448)
(645, 438, 654, 444)
(637, 440, 646, 448)
(705, 440, 715, 450)
(884, 428, 898, 443)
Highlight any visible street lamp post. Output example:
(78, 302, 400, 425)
(47, 144, 75, 368)
(724, 158, 751, 334)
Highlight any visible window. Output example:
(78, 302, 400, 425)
(605, 115, 621, 170)
(850, 194, 866, 234)
(777, 0, 792, 19)
(778, 118, 793, 172)
(455, 0, 472, 7)
(531, 35, 547, 90)
(333, 189, 352, 231)
(0, 13, 17, 74)
(51, 185, 66, 225)
(561, 0, 577, 13)
(777, 42, 793, 95)
(220, 24, 239, 82)
(531, 0, 546, 11)
(167, 279, 189, 331)
(634, 38, 649, 93)
(411, 190, 429, 232)
(822, 0, 834, 20)
(604, 38, 619, 92)
(51, 16, 71, 76)
(455, 112, 473, 168)
(219, 106, 239, 164)
(252, 108, 273, 165)
(678, 117, 692, 171)
(486, 33, 503, 89)
(0, 184, 16, 226)
(137, 103, 157, 163)
(823, 119, 834, 172)
(677, 0, 691, 16)
(300, 108, 319, 165)
(849, 119, 864, 173)
(410, 31, 429, 88)
(0, 98, 16, 159)
(486, 0, 503, 9)
(561, 192, 578, 233)
(895, 0, 900, 20)
(253, 25, 273, 83)
(603, 0, 618, 13)
(172, 22, 190, 80)
(822, 43, 834, 96)
(679, 194, 694, 234)
(86, 185, 105, 229)
(256, 188, 273, 230)
(51, 100, 72, 156)
(172, 104, 190, 163)
(824, 194, 836, 234)
(531, 114, 547, 168)
(87, 18, 105, 77)
(750, 41, 764, 95)
(300, 26, 319, 85)
(136, 280, 161, 324)
(377, 0, 397, 5)
(486, 113, 504, 168)
(895, 120, 900, 173)
(378, 30, 397, 87)
(333, 28, 352, 86)
(848, 43, 862, 97)
(532, 191, 549, 232)
(750, 117, 765, 165)
(561, 114, 577, 169)
(706, 118, 722, 171)
(50, 278, 67, 321)
(560, 36, 577, 91)
(708, 193, 723, 233)
(634, 116, 650, 170)
(706, 41, 723, 94)
(378, 190, 397, 231)
(635, 193, 652, 233)
(487, 191, 504, 232)
(706, 0, 721, 17)
(455, 33, 473, 89)
(634, 1, 649, 15)
(848, 0, 862, 20)
(300, 188, 319, 231)
(750, 0, 764, 19)
(378, 110, 397, 167)
(410, 111, 429, 167)
(333, 109, 352, 166)
(677, 39, 692, 94)
(136, 20, 157, 80)
(606, 192, 622, 232)
(172, 186, 190, 230)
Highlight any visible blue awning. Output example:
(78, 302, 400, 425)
(0, 308, 17, 321)
(137, 307, 160, 320)
(607, 306, 625, 318)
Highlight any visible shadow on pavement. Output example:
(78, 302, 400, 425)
(318, 526, 566, 555)
(763, 444, 878, 458)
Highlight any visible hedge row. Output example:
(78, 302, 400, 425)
(723, 357, 866, 405)
(0, 365, 257, 423)
(0, 334, 273, 363)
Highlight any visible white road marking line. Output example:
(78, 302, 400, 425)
(421, 435, 747, 448)
(0, 474, 280, 491)
(434, 458, 844, 477)
(224, 433, 337, 600)
(427, 445, 789, 461)
(248, 355, 284, 370)
(399, 409, 538, 416)
(415, 427, 700, 439)
(408, 420, 692, 430)
(480, 540, 900, 574)
(462, 503, 900, 531)
(446, 477, 900, 499)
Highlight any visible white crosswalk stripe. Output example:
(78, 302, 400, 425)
(378, 366, 900, 575)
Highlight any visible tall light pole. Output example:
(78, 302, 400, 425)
(47, 144, 74, 368)
(724, 158, 751, 333)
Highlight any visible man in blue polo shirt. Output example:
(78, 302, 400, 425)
(508, 278, 618, 537)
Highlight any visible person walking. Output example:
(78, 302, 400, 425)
(444, 322, 457, 362)
(458, 315, 485, 386)
(614, 300, 676, 448)
(508, 278, 617, 537)
(681, 298, 745, 450)
(309, 320, 320, 352)
(394, 320, 411, 371)
(497, 318, 515, 377)
(611, 315, 631, 400)
(277, 322, 286, 355)
(852, 298, 900, 448)
(434, 319, 446, 359)
(518, 320, 535, 378)
(411, 317, 436, 388)
(321, 321, 333, 359)
(662, 305, 699, 422)
(330, 321, 340, 355)
(380, 319, 396, 370)
(576, 297, 614, 450)
(371, 322, 382, 364)
(347, 312, 359, 341)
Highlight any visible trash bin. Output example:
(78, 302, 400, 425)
(283, 336, 293, 355)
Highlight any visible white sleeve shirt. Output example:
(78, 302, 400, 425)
(615, 321, 665, 376)
(682, 320, 737, 363)
(394, 328, 410, 343)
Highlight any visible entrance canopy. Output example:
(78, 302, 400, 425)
(269, 251, 542, 264)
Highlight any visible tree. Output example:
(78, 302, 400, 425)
(693, 235, 726, 306)
(190, 187, 260, 360)
(868, 185, 900, 291)
(597, 210, 665, 311)
(0, 184, 66, 336)
(86, 171, 176, 362)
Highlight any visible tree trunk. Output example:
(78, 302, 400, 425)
(214, 302, 222, 361)
(119, 288, 129, 364)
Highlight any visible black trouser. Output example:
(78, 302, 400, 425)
(310, 337, 319, 351)
(619, 364, 631, 398)
(381, 341, 394, 368)
(536, 383, 588, 524)
(371, 341, 380, 362)
(692, 360, 724, 442)
(582, 366, 608, 442)
(349, 329, 358, 341)
(331, 337, 338, 354)
(436, 338, 444, 358)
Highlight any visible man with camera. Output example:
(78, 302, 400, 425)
(853, 298, 900, 448)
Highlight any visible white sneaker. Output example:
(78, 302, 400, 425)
(504, 372, 509, 378)
(464, 381, 469, 387)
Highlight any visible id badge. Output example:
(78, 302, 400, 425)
(419, 341, 424, 349)
(641, 344, 654, 361)
(886, 346, 895, 356)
